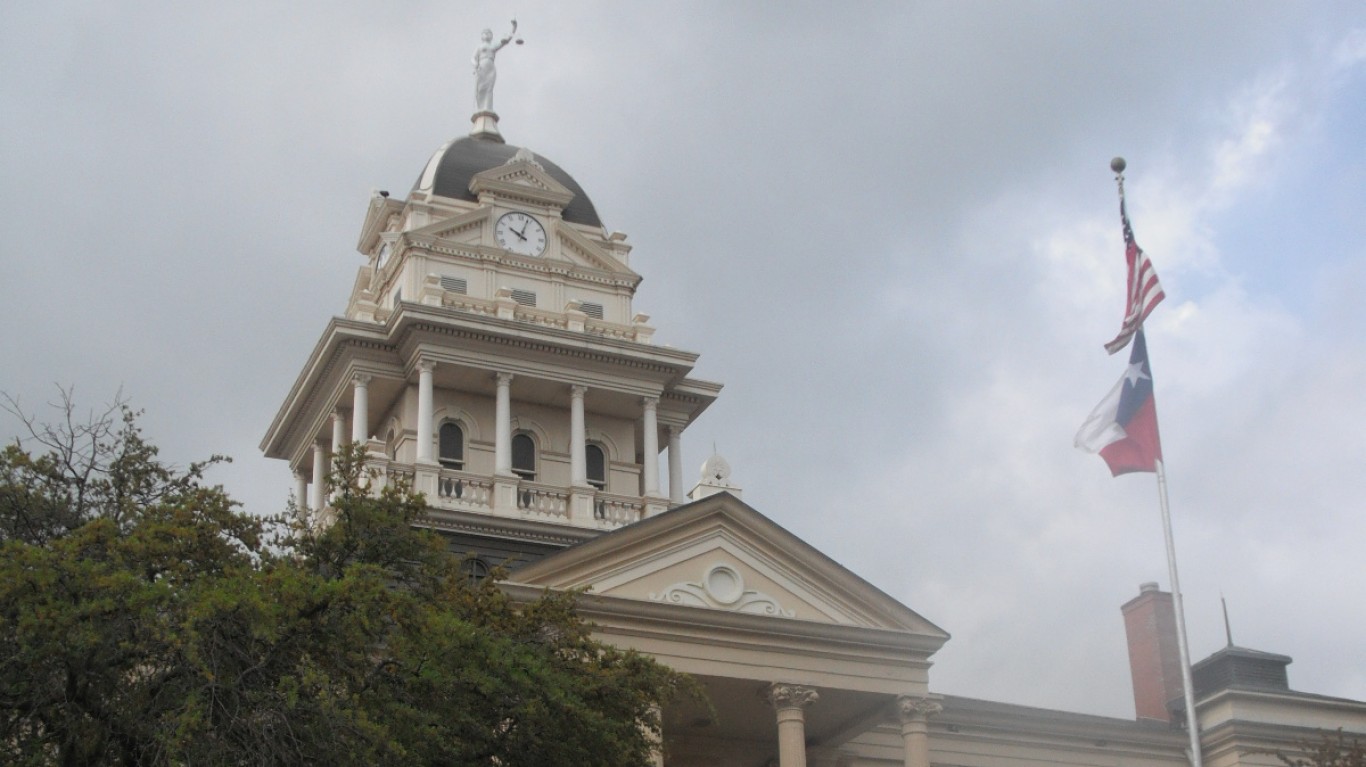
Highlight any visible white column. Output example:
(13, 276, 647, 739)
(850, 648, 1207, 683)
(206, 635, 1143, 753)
(351, 374, 371, 444)
(494, 372, 513, 476)
(895, 696, 942, 767)
(641, 396, 660, 497)
(294, 471, 309, 512)
(310, 441, 328, 510)
(667, 425, 683, 503)
(329, 411, 346, 501)
(416, 359, 435, 463)
(570, 385, 587, 487)
(331, 410, 346, 453)
(766, 684, 818, 767)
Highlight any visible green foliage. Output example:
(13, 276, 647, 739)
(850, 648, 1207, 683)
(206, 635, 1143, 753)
(1277, 730, 1366, 767)
(1, 395, 691, 766)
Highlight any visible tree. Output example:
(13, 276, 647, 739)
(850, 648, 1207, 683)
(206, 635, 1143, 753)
(1277, 730, 1366, 767)
(1, 394, 693, 766)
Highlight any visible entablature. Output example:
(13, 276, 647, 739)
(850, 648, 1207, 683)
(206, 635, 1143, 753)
(262, 305, 718, 469)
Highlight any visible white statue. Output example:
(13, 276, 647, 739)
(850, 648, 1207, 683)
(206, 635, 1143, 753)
(472, 20, 518, 112)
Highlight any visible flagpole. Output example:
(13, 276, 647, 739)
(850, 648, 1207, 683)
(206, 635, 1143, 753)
(1113, 157, 1203, 767)
(1156, 459, 1203, 767)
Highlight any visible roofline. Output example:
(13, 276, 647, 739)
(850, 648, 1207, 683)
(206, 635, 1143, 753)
(512, 491, 951, 642)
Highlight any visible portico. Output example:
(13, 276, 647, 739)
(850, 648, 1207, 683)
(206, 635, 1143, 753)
(508, 492, 952, 767)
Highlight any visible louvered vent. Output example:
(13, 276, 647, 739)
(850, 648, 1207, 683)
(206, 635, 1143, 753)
(579, 302, 605, 319)
(510, 289, 537, 307)
(440, 276, 467, 294)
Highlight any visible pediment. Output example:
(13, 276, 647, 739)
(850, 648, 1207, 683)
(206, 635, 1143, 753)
(554, 224, 637, 276)
(512, 494, 948, 637)
(469, 154, 576, 209)
(411, 209, 636, 278)
(412, 207, 488, 242)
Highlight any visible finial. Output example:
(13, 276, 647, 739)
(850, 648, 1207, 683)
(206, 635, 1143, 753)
(1111, 156, 1128, 203)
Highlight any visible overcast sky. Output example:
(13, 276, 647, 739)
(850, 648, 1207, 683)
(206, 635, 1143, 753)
(3, 1, 1364, 720)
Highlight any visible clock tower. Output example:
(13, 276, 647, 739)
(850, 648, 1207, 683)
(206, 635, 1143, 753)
(261, 105, 721, 568)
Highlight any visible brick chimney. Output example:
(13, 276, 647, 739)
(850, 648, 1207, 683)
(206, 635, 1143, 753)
(1121, 582, 1185, 723)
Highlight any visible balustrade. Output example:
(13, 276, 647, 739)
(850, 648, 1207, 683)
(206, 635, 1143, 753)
(434, 469, 494, 510)
(365, 459, 651, 531)
(382, 463, 414, 487)
(515, 482, 570, 520)
(593, 494, 645, 528)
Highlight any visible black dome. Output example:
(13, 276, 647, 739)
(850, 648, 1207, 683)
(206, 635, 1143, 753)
(415, 136, 602, 228)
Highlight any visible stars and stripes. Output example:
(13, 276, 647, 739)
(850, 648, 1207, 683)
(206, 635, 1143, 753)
(1103, 195, 1165, 355)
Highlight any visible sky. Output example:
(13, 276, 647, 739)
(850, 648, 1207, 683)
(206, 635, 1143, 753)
(3, 1, 1364, 720)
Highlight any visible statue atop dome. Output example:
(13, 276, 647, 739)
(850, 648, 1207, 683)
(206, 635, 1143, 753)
(472, 20, 520, 113)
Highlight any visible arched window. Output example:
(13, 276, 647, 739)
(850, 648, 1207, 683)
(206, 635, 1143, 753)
(586, 443, 606, 490)
(463, 557, 490, 584)
(511, 433, 536, 480)
(439, 422, 464, 469)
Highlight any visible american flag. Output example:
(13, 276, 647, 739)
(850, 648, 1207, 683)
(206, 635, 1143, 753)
(1103, 196, 1165, 355)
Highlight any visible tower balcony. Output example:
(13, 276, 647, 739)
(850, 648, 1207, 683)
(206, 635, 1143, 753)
(369, 458, 661, 532)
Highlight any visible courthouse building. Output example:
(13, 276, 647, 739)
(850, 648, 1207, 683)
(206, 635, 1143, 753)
(261, 91, 1366, 767)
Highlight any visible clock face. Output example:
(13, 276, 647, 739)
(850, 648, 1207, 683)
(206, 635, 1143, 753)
(494, 212, 547, 257)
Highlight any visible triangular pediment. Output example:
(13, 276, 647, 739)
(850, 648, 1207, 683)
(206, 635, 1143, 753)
(410, 209, 637, 280)
(554, 224, 637, 277)
(512, 494, 949, 637)
(412, 207, 487, 242)
(469, 155, 576, 209)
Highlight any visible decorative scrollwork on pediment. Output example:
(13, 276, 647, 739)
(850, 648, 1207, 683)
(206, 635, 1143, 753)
(648, 564, 795, 617)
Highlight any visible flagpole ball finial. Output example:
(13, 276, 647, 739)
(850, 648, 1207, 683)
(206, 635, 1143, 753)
(1111, 157, 1127, 174)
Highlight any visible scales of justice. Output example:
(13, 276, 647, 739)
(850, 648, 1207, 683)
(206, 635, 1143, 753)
(469, 19, 523, 141)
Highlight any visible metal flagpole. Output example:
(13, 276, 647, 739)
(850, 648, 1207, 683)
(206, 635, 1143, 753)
(1112, 159, 1202, 767)
(1155, 460, 1203, 767)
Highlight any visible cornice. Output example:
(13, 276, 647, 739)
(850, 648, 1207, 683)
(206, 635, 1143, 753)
(417, 508, 602, 548)
(393, 307, 701, 376)
(413, 322, 678, 376)
(406, 238, 641, 289)
(930, 695, 1186, 754)
(538, 584, 948, 659)
(260, 318, 403, 465)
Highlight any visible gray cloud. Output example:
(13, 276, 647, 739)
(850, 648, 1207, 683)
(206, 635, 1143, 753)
(3, 0, 1363, 718)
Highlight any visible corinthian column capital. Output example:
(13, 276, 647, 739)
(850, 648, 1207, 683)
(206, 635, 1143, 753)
(894, 695, 943, 722)
(765, 683, 820, 711)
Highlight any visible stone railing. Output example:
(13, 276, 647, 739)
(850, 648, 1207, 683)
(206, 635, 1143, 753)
(378, 462, 413, 488)
(432, 468, 494, 510)
(515, 482, 570, 522)
(435, 289, 654, 343)
(515, 307, 570, 330)
(442, 294, 497, 316)
(583, 319, 637, 341)
(593, 493, 644, 528)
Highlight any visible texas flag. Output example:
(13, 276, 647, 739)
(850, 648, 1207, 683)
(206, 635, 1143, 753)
(1075, 328, 1162, 475)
